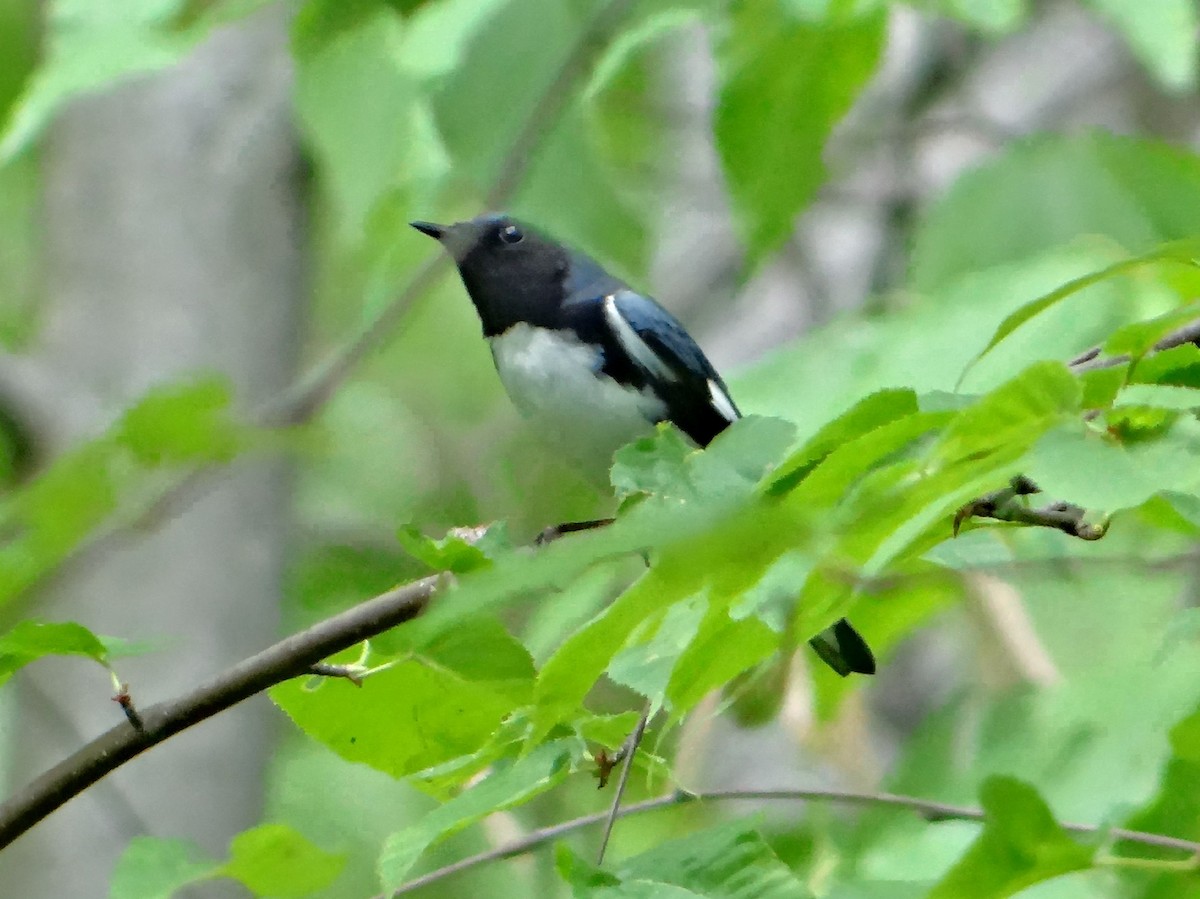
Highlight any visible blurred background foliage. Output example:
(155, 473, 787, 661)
(1, 0, 1200, 896)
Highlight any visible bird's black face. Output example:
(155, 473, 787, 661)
(411, 213, 569, 336)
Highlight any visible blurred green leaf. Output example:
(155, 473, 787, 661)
(220, 823, 345, 898)
(583, 6, 699, 205)
(928, 777, 1092, 898)
(715, 2, 883, 264)
(294, 2, 447, 241)
(913, 134, 1200, 291)
(958, 243, 1200, 385)
(396, 525, 491, 573)
(0, 620, 114, 686)
(1082, 0, 1197, 89)
(118, 377, 241, 465)
(1118, 705, 1200, 858)
(611, 424, 696, 501)
(665, 603, 778, 718)
(396, 0, 509, 80)
(936, 362, 1080, 464)
(616, 818, 811, 899)
(432, 0, 648, 272)
(767, 388, 919, 495)
(1104, 300, 1200, 359)
(378, 739, 580, 889)
(109, 837, 219, 899)
(1025, 424, 1200, 512)
(1132, 344, 1200, 387)
(0, 0, 214, 161)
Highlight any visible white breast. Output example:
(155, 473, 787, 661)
(490, 323, 665, 484)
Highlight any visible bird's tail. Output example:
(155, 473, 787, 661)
(809, 618, 876, 676)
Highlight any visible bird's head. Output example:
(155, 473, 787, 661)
(411, 213, 570, 334)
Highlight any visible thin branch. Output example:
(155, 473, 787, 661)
(596, 704, 650, 864)
(1069, 317, 1200, 373)
(383, 787, 1200, 897)
(954, 476, 1107, 541)
(0, 576, 438, 850)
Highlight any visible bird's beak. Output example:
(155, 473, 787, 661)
(410, 220, 447, 240)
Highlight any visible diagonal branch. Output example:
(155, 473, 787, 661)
(0, 576, 438, 850)
(382, 787, 1200, 897)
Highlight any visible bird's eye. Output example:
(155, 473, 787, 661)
(499, 224, 524, 244)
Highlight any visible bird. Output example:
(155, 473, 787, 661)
(411, 213, 874, 677)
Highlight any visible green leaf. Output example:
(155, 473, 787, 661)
(610, 424, 696, 501)
(0, 620, 113, 687)
(715, 2, 883, 263)
(1132, 343, 1200, 387)
(1082, 0, 1197, 88)
(396, 525, 491, 573)
(117, 377, 241, 465)
(767, 388, 919, 494)
(109, 837, 219, 899)
(665, 604, 778, 719)
(784, 410, 952, 509)
(607, 594, 707, 706)
(270, 617, 534, 778)
(220, 823, 345, 898)
(432, 0, 648, 272)
(1118, 705, 1200, 857)
(0, 0, 211, 161)
(1104, 299, 1200, 359)
(535, 566, 684, 734)
(395, 0, 510, 80)
(583, 7, 702, 205)
(935, 362, 1080, 464)
(913, 133, 1200, 291)
(1025, 424, 1200, 512)
(293, 3, 444, 241)
(378, 739, 580, 889)
(617, 818, 811, 899)
(927, 777, 1092, 899)
(612, 416, 795, 502)
(957, 241, 1200, 387)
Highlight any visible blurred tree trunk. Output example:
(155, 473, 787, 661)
(0, 7, 304, 895)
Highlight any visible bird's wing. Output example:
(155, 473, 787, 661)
(605, 289, 740, 447)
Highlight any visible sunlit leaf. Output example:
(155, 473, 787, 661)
(271, 617, 534, 778)
(220, 823, 345, 898)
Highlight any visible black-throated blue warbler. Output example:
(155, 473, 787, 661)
(411, 213, 874, 677)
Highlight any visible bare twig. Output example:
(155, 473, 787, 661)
(0, 576, 438, 850)
(954, 475, 1107, 540)
(596, 704, 650, 864)
(1069, 317, 1200, 373)
(382, 786, 1200, 897)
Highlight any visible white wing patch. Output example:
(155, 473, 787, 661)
(708, 378, 739, 423)
(603, 292, 679, 383)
